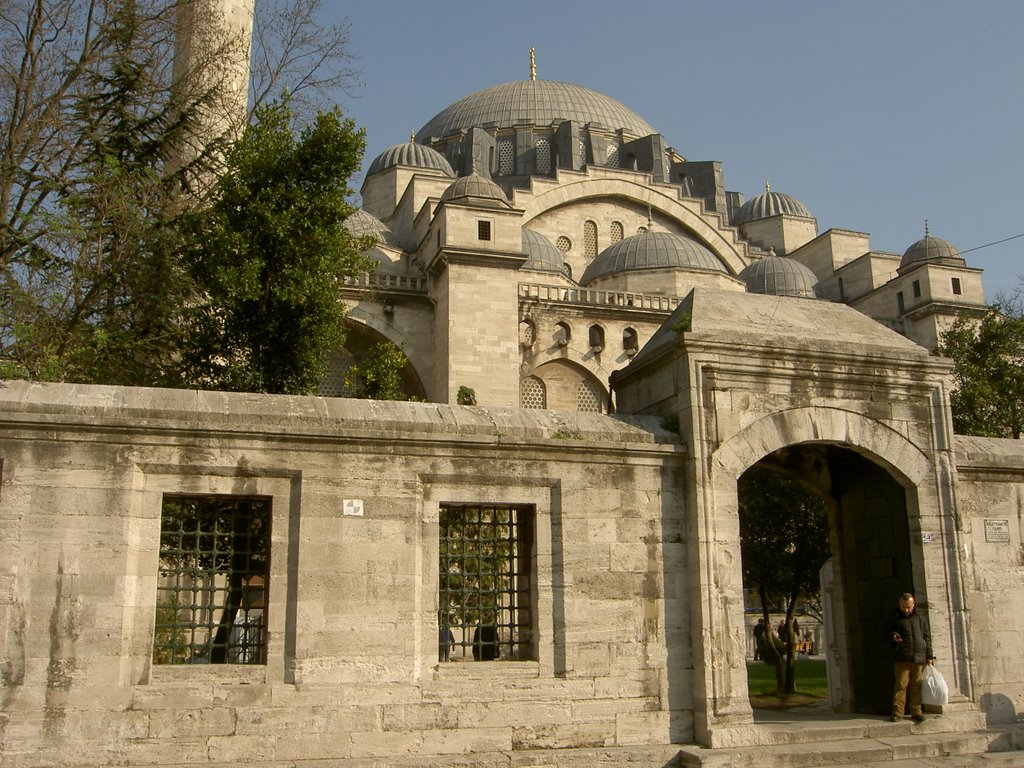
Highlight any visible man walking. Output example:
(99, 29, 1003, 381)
(886, 592, 934, 723)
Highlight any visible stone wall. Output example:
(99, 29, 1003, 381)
(0, 382, 685, 766)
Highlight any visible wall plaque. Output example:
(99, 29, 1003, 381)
(984, 519, 1010, 543)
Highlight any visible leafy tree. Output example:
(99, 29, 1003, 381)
(739, 465, 831, 694)
(344, 340, 419, 401)
(935, 295, 1024, 439)
(0, 0, 360, 387)
(178, 98, 373, 393)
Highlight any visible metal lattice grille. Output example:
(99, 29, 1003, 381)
(606, 143, 620, 168)
(584, 220, 598, 259)
(611, 221, 624, 243)
(154, 496, 270, 665)
(520, 376, 546, 409)
(556, 236, 571, 252)
(438, 504, 533, 662)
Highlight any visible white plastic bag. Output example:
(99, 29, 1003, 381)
(921, 664, 949, 706)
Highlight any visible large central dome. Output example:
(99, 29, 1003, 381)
(417, 80, 657, 141)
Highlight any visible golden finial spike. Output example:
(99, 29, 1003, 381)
(530, 48, 536, 81)
(410, 130, 415, 143)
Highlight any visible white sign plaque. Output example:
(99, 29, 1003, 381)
(984, 519, 1010, 544)
(343, 499, 364, 517)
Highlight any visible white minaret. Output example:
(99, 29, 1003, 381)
(171, 0, 255, 174)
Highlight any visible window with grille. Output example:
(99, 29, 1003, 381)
(610, 221, 624, 243)
(519, 319, 536, 347)
(606, 143, 620, 168)
(913, 280, 921, 299)
(478, 220, 492, 241)
(154, 496, 270, 665)
(535, 137, 552, 174)
(578, 138, 588, 166)
(583, 220, 598, 260)
(520, 376, 546, 409)
(556, 236, 572, 252)
(951, 277, 962, 295)
(438, 504, 534, 661)
(497, 139, 515, 176)
(577, 380, 604, 413)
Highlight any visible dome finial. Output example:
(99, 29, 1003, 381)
(924, 218, 930, 237)
(765, 178, 771, 193)
(647, 203, 654, 231)
(410, 129, 415, 143)
(530, 48, 536, 81)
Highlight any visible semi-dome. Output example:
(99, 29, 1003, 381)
(740, 253, 820, 298)
(439, 174, 510, 207)
(367, 141, 454, 176)
(521, 229, 565, 274)
(417, 80, 657, 142)
(343, 209, 401, 248)
(733, 183, 813, 226)
(580, 231, 725, 285)
(900, 228, 965, 270)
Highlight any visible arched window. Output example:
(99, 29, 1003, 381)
(555, 321, 571, 347)
(623, 327, 639, 356)
(535, 137, 552, 174)
(520, 376, 546, 409)
(576, 380, 604, 413)
(588, 324, 605, 351)
(610, 221, 624, 243)
(583, 220, 598, 260)
(519, 319, 536, 348)
(497, 138, 515, 176)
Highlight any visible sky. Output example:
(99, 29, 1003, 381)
(321, 1, 1023, 302)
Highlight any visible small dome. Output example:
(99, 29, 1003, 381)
(439, 174, 510, 208)
(900, 228, 965, 270)
(733, 183, 813, 226)
(581, 231, 725, 285)
(418, 80, 657, 142)
(343, 209, 401, 248)
(521, 229, 565, 273)
(740, 253, 820, 298)
(367, 141, 454, 176)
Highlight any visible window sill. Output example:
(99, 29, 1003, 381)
(432, 660, 540, 680)
(148, 663, 267, 685)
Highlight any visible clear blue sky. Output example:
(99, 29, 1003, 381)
(324, 1, 1023, 302)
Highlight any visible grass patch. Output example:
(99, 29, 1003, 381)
(747, 658, 829, 699)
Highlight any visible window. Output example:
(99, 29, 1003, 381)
(912, 280, 921, 299)
(478, 220, 491, 241)
(519, 318, 536, 347)
(556, 236, 572, 252)
(577, 380, 604, 413)
(154, 496, 270, 665)
(588, 324, 605, 351)
(578, 137, 587, 166)
(535, 137, 552, 174)
(497, 138, 515, 176)
(838, 277, 845, 300)
(623, 327, 639, 355)
(583, 220, 598, 260)
(896, 291, 905, 315)
(606, 143, 620, 168)
(610, 221, 624, 243)
(438, 504, 534, 661)
(952, 277, 962, 295)
(520, 376, 546, 409)
(555, 321, 571, 346)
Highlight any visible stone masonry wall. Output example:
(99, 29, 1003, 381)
(0, 382, 685, 766)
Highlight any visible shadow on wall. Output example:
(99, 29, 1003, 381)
(981, 692, 1023, 726)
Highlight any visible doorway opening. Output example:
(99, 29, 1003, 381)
(738, 443, 915, 715)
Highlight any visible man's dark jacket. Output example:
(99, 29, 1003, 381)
(886, 607, 934, 663)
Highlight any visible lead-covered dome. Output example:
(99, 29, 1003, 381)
(343, 209, 401, 248)
(581, 231, 725, 285)
(367, 141, 454, 176)
(439, 174, 510, 207)
(900, 230, 965, 270)
(417, 80, 657, 142)
(740, 253, 820, 298)
(521, 229, 565, 274)
(733, 184, 813, 226)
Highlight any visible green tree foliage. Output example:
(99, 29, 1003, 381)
(935, 297, 1024, 439)
(344, 341, 418, 401)
(179, 99, 373, 393)
(739, 465, 831, 694)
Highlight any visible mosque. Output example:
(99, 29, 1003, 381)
(1, 6, 1022, 768)
(331, 49, 987, 409)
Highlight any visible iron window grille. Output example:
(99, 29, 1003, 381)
(153, 495, 270, 665)
(438, 504, 534, 661)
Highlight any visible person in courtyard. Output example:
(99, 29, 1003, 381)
(886, 592, 934, 723)
(753, 618, 766, 660)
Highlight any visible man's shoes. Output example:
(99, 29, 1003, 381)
(911, 714, 925, 724)
(889, 715, 900, 722)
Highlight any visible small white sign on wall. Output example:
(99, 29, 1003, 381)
(343, 499, 364, 517)
(921, 532, 934, 544)
(984, 519, 1010, 544)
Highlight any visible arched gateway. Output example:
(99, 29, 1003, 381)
(612, 286, 973, 746)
